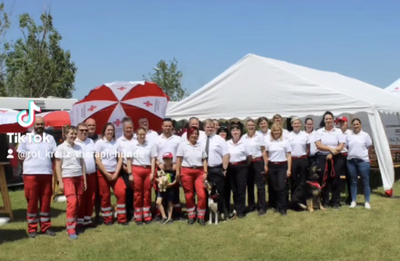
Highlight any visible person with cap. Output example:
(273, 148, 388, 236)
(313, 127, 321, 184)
(227, 121, 251, 218)
(127, 127, 157, 225)
(337, 116, 353, 205)
(155, 118, 182, 220)
(243, 118, 268, 215)
(264, 124, 292, 216)
(17, 117, 57, 238)
(155, 152, 177, 224)
(315, 111, 346, 209)
(176, 126, 208, 225)
(180, 117, 206, 142)
(202, 119, 230, 220)
(288, 117, 310, 209)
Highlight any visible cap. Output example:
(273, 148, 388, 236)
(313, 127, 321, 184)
(163, 152, 173, 159)
(337, 116, 348, 122)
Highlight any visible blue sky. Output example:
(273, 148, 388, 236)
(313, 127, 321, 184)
(3, 0, 400, 99)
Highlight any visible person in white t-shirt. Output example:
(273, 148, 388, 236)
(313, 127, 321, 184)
(346, 118, 373, 209)
(315, 111, 346, 209)
(304, 117, 317, 166)
(272, 114, 289, 140)
(135, 117, 159, 145)
(265, 124, 292, 216)
(337, 116, 353, 205)
(180, 117, 206, 142)
(94, 123, 127, 225)
(227, 122, 251, 218)
(243, 119, 268, 215)
(288, 117, 310, 207)
(55, 125, 86, 239)
(17, 117, 57, 238)
(213, 119, 220, 132)
(257, 117, 270, 139)
(126, 127, 157, 225)
(176, 127, 208, 225)
(75, 122, 97, 229)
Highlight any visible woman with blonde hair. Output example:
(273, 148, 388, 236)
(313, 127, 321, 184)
(264, 124, 292, 216)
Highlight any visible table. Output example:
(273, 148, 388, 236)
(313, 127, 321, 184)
(0, 162, 13, 220)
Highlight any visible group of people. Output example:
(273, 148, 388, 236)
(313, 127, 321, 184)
(16, 112, 373, 239)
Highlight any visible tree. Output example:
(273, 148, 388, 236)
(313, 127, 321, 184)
(4, 11, 77, 98)
(0, 2, 10, 96)
(144, 58, 187, 101)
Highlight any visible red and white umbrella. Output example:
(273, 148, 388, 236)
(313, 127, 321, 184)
(0, 108, 28, 133)
(70, 81, 169, 137)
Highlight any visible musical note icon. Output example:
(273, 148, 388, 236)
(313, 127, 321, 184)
(16, 101, 42, 128)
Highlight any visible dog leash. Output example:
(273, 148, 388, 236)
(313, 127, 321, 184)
(320, 158, 336, 189)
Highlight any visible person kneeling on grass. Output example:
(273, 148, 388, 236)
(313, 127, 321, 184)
(56, 125, 87, 240)
(156, 152, 178, 224)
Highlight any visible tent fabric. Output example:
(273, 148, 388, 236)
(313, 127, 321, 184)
(385, 78, 400, 94)
(167, 53, 399, 191)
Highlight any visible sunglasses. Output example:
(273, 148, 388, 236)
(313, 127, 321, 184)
(79, 129, 88, 132)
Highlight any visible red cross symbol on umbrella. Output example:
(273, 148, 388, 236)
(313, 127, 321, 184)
(395, 87, 400, 91)
(113, 119, 122, 127)
(88, 105, 97, 111)
(144, 101, 153, 107)
(0, 110, 7, 113)
(118, 87, 126, 91)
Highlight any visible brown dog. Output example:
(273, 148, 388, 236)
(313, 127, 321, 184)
(305, 165, 326, 213)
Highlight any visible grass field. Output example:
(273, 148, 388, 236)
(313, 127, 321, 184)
(1, 182, 400, 261)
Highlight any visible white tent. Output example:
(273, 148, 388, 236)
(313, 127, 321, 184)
(167, 54, 400, 191)
(385, 78, 400, 94)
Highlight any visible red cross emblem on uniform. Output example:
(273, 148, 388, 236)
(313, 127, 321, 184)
(144, 101, 153, 107)
(88, 105, 97, 111)
(117, 87, 126, 91)
(113, 119, 122, 127)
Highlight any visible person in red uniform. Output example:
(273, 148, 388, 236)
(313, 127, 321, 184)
(176, 127, 208, 225)
(17, 117, 57, 238)
(55, 125, 87, 239)
(94, 123, 127, 225)
(127, 127, 157, 225)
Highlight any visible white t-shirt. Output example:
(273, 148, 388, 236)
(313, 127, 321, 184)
(266, 139, 292, 162)
(134, 130, 159, 145)
(288, 131, 310, 157)
(242, 132, 266, 158)
(305, 131, 317, 156)
(156, 134, 181, 164)
(347, 130, 372, 162)
(94, 138, 119, 172)
(17, 132, 57, 175)
(75, 138, 96, 174)
(282, 129, 290, 140)
(116, 135, 135, 165)
(227, 139, 250, 163)
(341, 129, 352, 153)
(199, 134, 229, 167)
(181, 130, 206, 143)
(55, 142, 83, 177)
(315, 127, 346, 155)
(176, 141, 207, 167)
(130, 140, 157, 166)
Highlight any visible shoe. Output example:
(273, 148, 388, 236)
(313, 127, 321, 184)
(187, 218, 195, 225)
(136, 221, 143, 226)
(167, 219, 173, 224)
(258, 209, 266, 216)
(69, 233, 78, 240)
(333, 205, 340, 210)
(160, 218, 168, 224)
(145, 221, 152, 225)
(76, 227, 85, 235)
(153, 215, 161, 222)
(85, 222, 97, 229)
(322, 204, 329, 209)
(350, 202, 357, 208)
(248, 206, 256, 213)
(237, 213, 246, 219)
(44, 229, 56, 236)
(365, 202, 371, 209)
(198, 219, 206, 226)
(119, 222, 129, 226)
(280, 210, 287, 216)
(105, 222, 113, 226)
(28, 232, 36, 238)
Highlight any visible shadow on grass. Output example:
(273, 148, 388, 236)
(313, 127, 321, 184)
(10, 208, 65, 222)
(0, 226, 64, 244)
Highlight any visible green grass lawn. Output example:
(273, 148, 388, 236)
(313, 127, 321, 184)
(1, 182, 400, 261)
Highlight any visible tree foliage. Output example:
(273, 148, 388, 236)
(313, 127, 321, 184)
(144, 58, 187, 101)
(0, 2, 10, 96)
(4, 11, 77, 98)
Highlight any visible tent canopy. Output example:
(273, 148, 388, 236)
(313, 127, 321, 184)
(167, 54, 400, 120)
(385, 78, 400, 94)
(167, 53, 398, 192)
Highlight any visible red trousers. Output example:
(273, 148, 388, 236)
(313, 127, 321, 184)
(63, 176, 84, 235)
(97, 171, 127, 224)
(132, 166, 152, 222)
(181, 167, 206, 220)
(77, 173, 97, 226)
(23, 175, 52, 233)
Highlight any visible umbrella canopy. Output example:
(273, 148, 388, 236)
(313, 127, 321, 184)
(70, 81, 169, 137)
(0, 108, 28, 133)
(36, 111, 71, 129)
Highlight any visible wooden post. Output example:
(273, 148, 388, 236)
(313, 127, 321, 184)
(0, 162, 13, 220)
